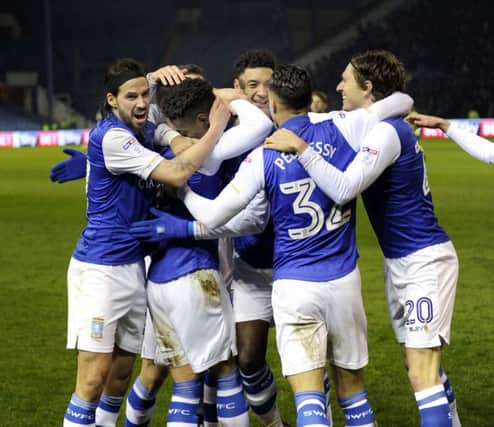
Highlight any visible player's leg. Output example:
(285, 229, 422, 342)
(323, 370, 333, 423)
(385, 242, 458, 427)
(64, 259, 146, 427)
(125, 312, 168, 427)
(326, 267, 375, 427)
(203, 370, 218, 427)
(209, 356, 250, 426)
(96, 346, 136, 426)
(147, 281, 197, 426)
(64, 351, 114, 427)
(233, 260, 282, 426)
(149, 269, 248, 426)
(125, 358, 168, 427)
(165, 364, 203, 427)
(272, 278, 332, 427)
(287, 368, 328, 427)
(439, 367, 461, 427)
(405, 347, 453, 426)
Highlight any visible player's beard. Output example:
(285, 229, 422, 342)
(119, 106, 148, 132)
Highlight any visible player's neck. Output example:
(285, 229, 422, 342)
(275, 109, 307, 127)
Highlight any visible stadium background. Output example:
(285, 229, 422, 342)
(1, 0, 493, 426)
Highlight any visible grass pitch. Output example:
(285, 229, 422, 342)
(0, 139, 493, 426)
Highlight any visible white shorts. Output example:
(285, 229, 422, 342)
(385, 241, 459, 348)
(141, 310, 158, 361)
(66, 257, 147, 354)
(148, 269, 237, 373)
(272, 267, 368, 376)
(231, 255, 273, 324)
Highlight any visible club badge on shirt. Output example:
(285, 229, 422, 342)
(91, 317, 104, 340)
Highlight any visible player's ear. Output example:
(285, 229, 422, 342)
(106, 93, 117, 109)
(269, 95, 277, 115)
(233, 79, 241, 90)
(197, 112, 209, 124)
(363, 80, 373, 97)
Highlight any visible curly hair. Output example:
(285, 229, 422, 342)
(233, 48, 277, 79)
(350, 50, 406, 101)
(269, 64, 312, 110)
(157, 78, 215, 120)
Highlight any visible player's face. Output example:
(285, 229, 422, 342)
(168, 115, 209, 139)
(336, 63, 369, 111)
(109, 77, 151, 131)
(310, 95, 327, 113)
(235, 67, 273, 114)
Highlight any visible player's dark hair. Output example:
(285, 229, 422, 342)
(157, 78, 215, 120)
(312, 90, 328, 104)
(269, 64, 312, 111)
(179, 63, 205, 77)
(233, 48, 277, 79)
(103, 58, 146, 114)
(350, 50, 406, 101)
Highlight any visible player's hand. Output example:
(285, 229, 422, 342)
(264, 128, 308, 155)
(406, 113, 450, 132)
(49, 148, 87, 183)
(149, 65, 186, 86)
(208, 97, 231, 133)
(212, 88, 247, 104)
(129, 208, 194, 242)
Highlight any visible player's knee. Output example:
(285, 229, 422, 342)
(139, 360, 167, 392)
(237, 347, 265, 374)
(407, 364, 439, 391)
(76, 374, 107, 401)
(332, 367, 364, 398)
(211, 356, 238, 378)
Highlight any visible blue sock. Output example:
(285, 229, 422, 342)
(439, 368, 456, 404)
(240, 364, 281, 426)
(216, 368, 249, 426)
(64, 393, 97, 426)
(203, 370, 218, 427)
(415, 384, 452, 427)
(439, 368, 460, 427)
(338, 390, 374, 427)
(294, 390, 329, 427)
(167, 378, 202, 427)
(95, 394, 123, 426)
(125, 377, 156, 426)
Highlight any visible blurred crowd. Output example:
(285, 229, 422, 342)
(310, 0, 494, 117)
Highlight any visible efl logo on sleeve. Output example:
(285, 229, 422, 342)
(362, 146, 379, 155)
(123, 138, 137, 150)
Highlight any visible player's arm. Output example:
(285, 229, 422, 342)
(199, 98, 273, 175)
(307, 92, 413, 124)
(299, 123, 401, 204)
(129, 190, 269, 242)
(407, 113, 494, 164)
(104, 97, 229, 187)
(182, 146, 266, 228)
(368, 92, 414, 120)
(150, 97, 231, 186)
(265, 123, 400, 205)
(195, 191, 270, 238)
